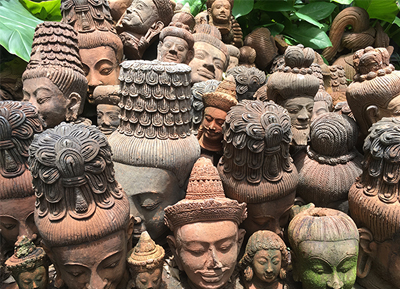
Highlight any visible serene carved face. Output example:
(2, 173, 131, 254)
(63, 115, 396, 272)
(209, 0, 231, 24)
(296, 240, 358, 289)
(158, 36, 192, 64)
(171, 221, 245, 289)
(200, 107, 227, 145)
(80, 46, 120, 102)
(97, 104, 120, 136)
(252, 249, 281, 285)
(113, 164, 184, 242)
(16, 266, 48, 289)
(241, 191, 295, 239)
(131, 268, 162, 289)
(23, 77, 69, 128)
(122, 0, 159, 34)
(50, 231, 128, 289)
(0, 195, 38, 248)
(311, 100, 330, 121)
(189, 43, 226, 83)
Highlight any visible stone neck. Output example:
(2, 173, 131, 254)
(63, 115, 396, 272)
(246, 278, 283, 289)
(198, 135, 222, 152)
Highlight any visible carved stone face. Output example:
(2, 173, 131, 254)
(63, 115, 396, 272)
(172, 221, 244, 289)
(113, 164, 183, 242)
(295, 240, 358, 289)
(16, 266, 48, 289)
(0, 195, 38, 248)
(373, 94, 400, 120)
(50, 230, 128, 289)
(132, 268, 162, 289)
(241, 191, 295, 238)
(23, 77, 69, 128)
(209, 0, 231, 24)
(311, 100, 330, 121)
(122, 0, 159, 34)
(80, 46, 120, 102)
(252, 249, 281, 285)
(199, 107, 227, 150)
(158, 36, 192, 64)
(97, 104, 120, 136)
(189, 43, 226, 83)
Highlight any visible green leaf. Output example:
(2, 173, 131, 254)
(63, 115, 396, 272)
(285, 22, 332, 49)
(177, 0, 206, 16)
(0, 0, 43, 62)
(232, 0, 254, 18)
(393, 16, 400, 27)
(253, 0, 293, 12)
(294, 12, 323, 28)
(355, 0, 399, 23)
(331, 0, 354, 4)
(19, 0, 61, 21)
(297, 2, 336, 21)
(263, 22, 285, 35)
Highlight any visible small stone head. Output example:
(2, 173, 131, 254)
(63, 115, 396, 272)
(5, 236, 50, 289)
(288, 207, 359, 289)
(22, 22, 87, 128)
(239, 230, 289, 288)
(206, 0, 234, 25)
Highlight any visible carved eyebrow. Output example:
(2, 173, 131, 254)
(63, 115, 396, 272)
(337, 255, 358, 267)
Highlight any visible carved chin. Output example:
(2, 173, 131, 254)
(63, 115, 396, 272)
(291, 126, 310, 146)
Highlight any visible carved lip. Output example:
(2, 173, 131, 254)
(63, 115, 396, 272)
(200, 272, 223, 283)
(197, 68, 215, 79)
(165, 54, 178, 61)
(293, 124, 309, 129)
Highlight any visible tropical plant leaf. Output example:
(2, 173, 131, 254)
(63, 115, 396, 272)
(294, 12, 323, 28)
(331, 0, 354, 4)
(19, 0, 62, 21)
(297, 2, 336, 21)
(0, 0, 43, 62)
(232, 0, 254, 18)
(285, 22, 332, 49)
(354, 0, 399, 23)
(177, 0, 206, 16)
(253, 0, 293, 12)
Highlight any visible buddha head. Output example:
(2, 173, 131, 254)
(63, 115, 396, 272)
(226, 44, 240, 71)
(0, 101, 43, 253)
(5, 236, 50, 289)
(239, 230, 289, 289)
(218, 100, 298, 238)
(22, 22, 87, 128)
(206, 0, 233, 25)
(198, 76, 237, 152)
(348, 117, 400, 289)
(164, 157, 247, 289)
(256, 45, 319, 146)
(157, 22, 194, 64)
(288, 207, 359, 289)
(190, 24, 229, 83)
(346, 47, 400, 136)
(61, 0, 124, 101)
(29, 123, 133, 289)
(108, 60, 200, 243)
(127, 231, 165, 289)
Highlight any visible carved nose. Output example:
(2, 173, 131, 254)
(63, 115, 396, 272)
(206, 248, 223, 269)
(327, 272, 344, 289)
(88, 274, 108, 289)
(203, 63, 215, 73)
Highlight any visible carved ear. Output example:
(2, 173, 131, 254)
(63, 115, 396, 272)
(65, 92, 81, 122)
(365, 105, 381, 128)
(126, 215, 135, 251)
(186, 49, 194, 64)
(237, 228, 246, 250)
(357, 227, 376, 279)
(291, 250, 300, 282)
(42, 244, 65, 288)
(151, 21, 164, 35)
(166, 235, 184, 271)
(207, 7, 212, 15)
(243, 266, 253, 282)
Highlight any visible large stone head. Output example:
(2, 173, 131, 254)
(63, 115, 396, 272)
(61, 0, 124, 100)
(189, 24, 229, 83)
(346, 46, 400, 136)
(256, 45, 319, 146)
(218, 100, 298, 238)
(22, 22, 87, 128)
(349, 117, 400, 289)
(108, 60, 200, 243)
(288, 207, 359, 289)
(0, 101, 43, 251)
(29, 123, 133, 289)
(164, 157, 247, 289)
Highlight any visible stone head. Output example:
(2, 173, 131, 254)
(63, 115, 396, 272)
(190, 24, 229, 83)
(0, 101, 43, 250)
(127, 231, 165, 289)
(218, 100, 298, 238)
(348, 117, 400, 288)
(239, 230, 289, 288)
(157, 22, 194, 64)
(257, 45, 319, 146)
(22, 22, 87, 128)
(198, 76, 237, 152)
(164, 157, 247, 289)
(5, 236, 50, 289)
(206, 0, 233, 25)
(29, 123, 133, 289)
(346, 46, 400, 136)
(288, 207, 359, 289)
(226, 65, 266, 101)
(108, 61, 200, 243)
(226, 45, 240, 71)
